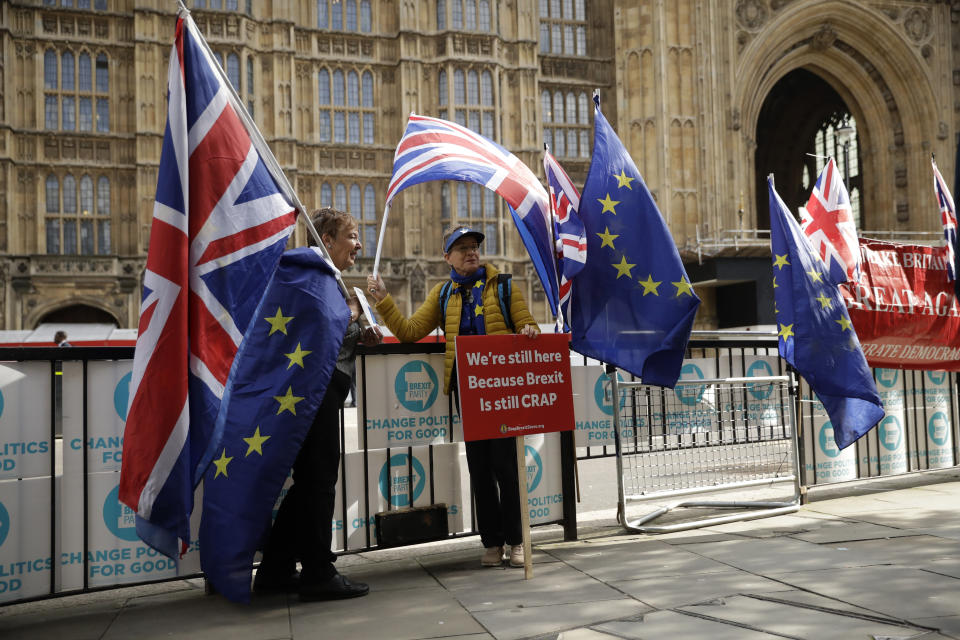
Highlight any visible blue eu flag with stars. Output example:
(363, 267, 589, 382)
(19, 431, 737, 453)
(570, 97, 700, 387)
(768, 176, 883, 450)
(198, 247, 350, 602)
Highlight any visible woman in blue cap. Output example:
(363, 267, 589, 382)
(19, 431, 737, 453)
(367, 224, 539, 567)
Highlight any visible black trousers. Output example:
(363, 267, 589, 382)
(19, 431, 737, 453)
(465, 437, 523, 549)
(260, 369, 350, 581)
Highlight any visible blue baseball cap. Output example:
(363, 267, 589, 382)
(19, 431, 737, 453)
(443, 226, 485, 253)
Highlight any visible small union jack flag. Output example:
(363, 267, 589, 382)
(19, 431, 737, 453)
(384, 114, 559, 315)
(933, 157, 958, 286)
(801, 157, 860, 284)
(119, 13, 297, 559)
(543, 150, 586, 324)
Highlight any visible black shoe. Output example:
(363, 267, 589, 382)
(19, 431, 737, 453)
(299, 573, 369, 602)
(253, 567, 300, 594)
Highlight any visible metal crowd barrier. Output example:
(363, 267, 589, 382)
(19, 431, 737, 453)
(610, 372, 802, 533)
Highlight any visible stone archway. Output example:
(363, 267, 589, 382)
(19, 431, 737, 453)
(733, 1, 946, 232)
(35, 302, 119, 328)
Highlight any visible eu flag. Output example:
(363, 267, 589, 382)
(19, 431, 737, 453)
(570, 97, 700, 387)
(198, 247, 350, 602)
(768, 177, 884, 450)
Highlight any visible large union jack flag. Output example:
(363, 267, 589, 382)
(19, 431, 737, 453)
(933, 157, 958, 285)
(384, 114, 559, 314)
(543, 150, 586, 324)
(119, 14, 297, 558)
(800, 157, 860, 284)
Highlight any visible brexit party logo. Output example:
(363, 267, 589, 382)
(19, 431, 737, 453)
(929, 412, 950, 446)
(114, 372, 132, 421)
(394, 361, 438, 412)
(674, 363, 706, 406)
(103, 485, 139, 542)
(378, 453, 425, 508)
(878, 415, 903, 452)
(926, 371, 947, 386)
(875, 368, 899, 389)
(818, 422, 841, 458)
(593, 371, 625, 416)
(746, 360, 774, 400)
(525, 445, 543, 492)
(0, 501, 8, 547)
(0, 388, 4, 419)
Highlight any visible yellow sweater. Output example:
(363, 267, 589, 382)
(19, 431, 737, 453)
(374, 264, 538, 394)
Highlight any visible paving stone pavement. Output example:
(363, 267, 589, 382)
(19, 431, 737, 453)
(2, 475, 960, 640)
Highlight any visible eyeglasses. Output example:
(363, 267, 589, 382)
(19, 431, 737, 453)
(451, 243, 480, 254)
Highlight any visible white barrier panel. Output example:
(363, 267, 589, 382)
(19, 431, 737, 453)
(340, 444, 466, 550)
(572, 367, 633, 447)
(525, 432, 563, 524)
(872, 368, 908, 475)
(918, 371, 954, 469)
(57, 472, 202, 589)
(61, 361, 130, 473)
(0, 362, 52, 480)
(358, 354, 461, 449)
(0, 477, 51, 603)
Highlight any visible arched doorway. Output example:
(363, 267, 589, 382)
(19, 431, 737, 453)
(37, 304, 119, 328)
(754, 68, 861, 230)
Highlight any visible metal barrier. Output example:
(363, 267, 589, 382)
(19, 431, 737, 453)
(611, 373, 802, 533)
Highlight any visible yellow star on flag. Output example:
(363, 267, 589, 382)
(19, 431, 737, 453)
(772, 275, 778, 289)
(806, 269, 824, 283)
(474, 303, 483, 316)
(596, 226, 619, 249)
(243, 426, 270, 457)
(274, 386, 304, 415)
(284, 343, 312, 369)
(815, 294, 832, 310)
(598, 193, 620, 215)
(773, 254, 789, 269)
(213, 449, 233, 478)
(836, 316, 853, 331)
(612, 256, 635, 279)
(778, 323, 794, 340)
(638, 274, 661, 296)
(613, 169, 635, 190)
(672, 278, 694, 297)
(474, 279, 484, 289)
(265, 307, 294, 336)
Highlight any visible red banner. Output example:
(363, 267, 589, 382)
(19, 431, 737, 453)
(841, 239, 960, 370)
(455, 334, 575, 441)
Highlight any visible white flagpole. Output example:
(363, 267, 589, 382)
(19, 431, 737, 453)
(543, 143, 564, 330)
(176, 4, 351, 300)
(372, 111, 418, 278)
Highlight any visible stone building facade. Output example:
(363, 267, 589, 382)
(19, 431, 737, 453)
(0, 0, 956, 330)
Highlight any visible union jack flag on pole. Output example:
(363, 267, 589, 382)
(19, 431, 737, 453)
(375, 114, 560, 316)
(933, 156, 960, 296)
(119, 11, 298, 559)
(543, 149, 586, 326)
(800, 157, 860, 284)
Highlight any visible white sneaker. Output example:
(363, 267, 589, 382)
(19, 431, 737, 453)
(481, 546, 504, 567)
(509, 545, 524, 567)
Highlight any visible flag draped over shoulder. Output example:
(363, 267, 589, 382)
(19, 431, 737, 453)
(932, 157, 960, 300)
(569, 98, 700, 388)
(119, 14, 297, 559)
(199, 248, 349, 603)
(769, 177, 883, 450)
(543, 151, 587, 324)
(800, 157, 860, 284)
(384, 114, 559, 315)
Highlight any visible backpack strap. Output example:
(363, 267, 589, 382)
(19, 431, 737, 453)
(438, 280, 455, 322)
(496, 273, 514, 333)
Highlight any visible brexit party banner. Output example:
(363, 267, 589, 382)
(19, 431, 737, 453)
(456, 334, 575, 441)
(570, 366, 636, 447)
(358, 353, 460, 449)
(0, 362, 52, 480)
(799, 378, 859, 485)
(916, 370, 954, 469)
(842, 240, 960, 370)
(60, 361, 201, 590)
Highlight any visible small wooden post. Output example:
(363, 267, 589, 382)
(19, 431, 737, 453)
(516, 435, 533, 579)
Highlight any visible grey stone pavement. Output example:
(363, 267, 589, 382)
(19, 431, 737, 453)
(3, 465, 960, 640)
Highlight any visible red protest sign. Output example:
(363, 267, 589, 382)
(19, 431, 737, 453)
(840, 239, 960, 370)
(455, 333, 575, 441)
